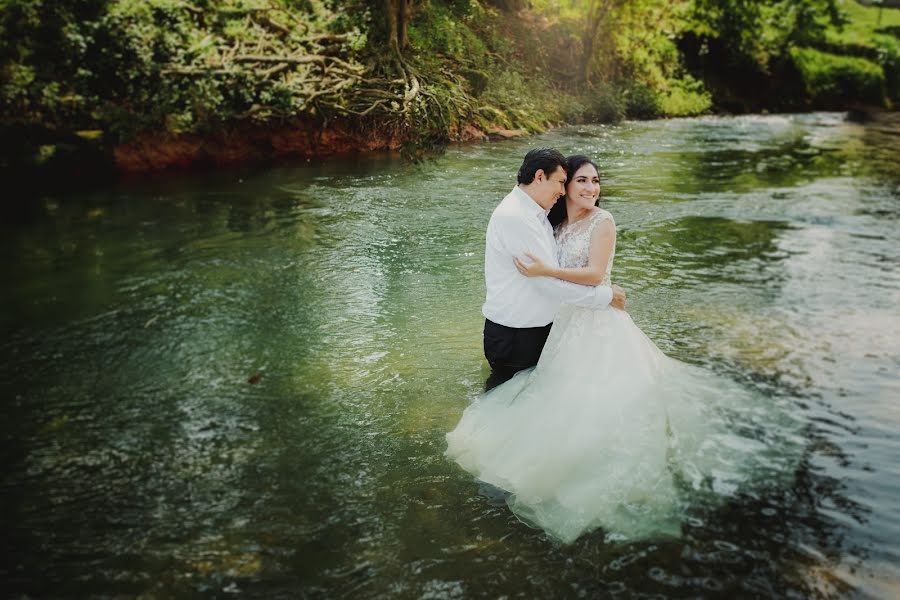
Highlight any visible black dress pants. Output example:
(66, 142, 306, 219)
(483, 318, 552, 391)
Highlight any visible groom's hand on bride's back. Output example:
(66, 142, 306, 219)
(610, 285, 626, 310)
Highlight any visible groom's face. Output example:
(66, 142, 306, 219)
(533, 166, 568, 210)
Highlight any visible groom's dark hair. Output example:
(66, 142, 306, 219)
(517, 147, 568, 185)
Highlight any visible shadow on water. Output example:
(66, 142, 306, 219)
(2, 113, 899, 597)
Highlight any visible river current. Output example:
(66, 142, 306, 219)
(2, 113, 898, 598)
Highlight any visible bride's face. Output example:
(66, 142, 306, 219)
(566, 164, 600, 210)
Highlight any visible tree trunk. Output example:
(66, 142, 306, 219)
(582, 0, 603, 86)
(398, 0, 410, 51)
(383, 0, 412, 56)
(384, 0, 401, 56)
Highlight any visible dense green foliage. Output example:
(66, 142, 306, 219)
(790, 46, 885, 105)
(822, 0, 900, 101)
(678, 0, 899, 111)
(1, 0, 898, 171)
(1, 0, 370, 137)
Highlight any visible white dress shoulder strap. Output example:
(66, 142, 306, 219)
(590, 208, 615, 228)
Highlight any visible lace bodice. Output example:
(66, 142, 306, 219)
(555, 208, 615, 285)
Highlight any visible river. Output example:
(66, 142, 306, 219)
(2, 112, 898, 598)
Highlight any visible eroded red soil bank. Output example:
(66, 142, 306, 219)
(112, 119, 500, 172)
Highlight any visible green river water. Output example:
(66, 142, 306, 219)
(2, 112, 898, 598)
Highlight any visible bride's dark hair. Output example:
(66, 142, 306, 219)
(548, 154, 600, 228)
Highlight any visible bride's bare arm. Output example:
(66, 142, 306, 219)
(515, 220, 616, 285)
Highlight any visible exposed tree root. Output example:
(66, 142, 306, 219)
(154, 0, 476, 144)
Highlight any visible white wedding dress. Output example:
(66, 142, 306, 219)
(446, 208, 774, 544)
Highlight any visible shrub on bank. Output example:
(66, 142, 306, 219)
(583, 86, 627, 123)
(789, 46, 885, 107)
(624, 83, 661, 119)
(478, 68, 560, 132)
(872, 35, 900, 103)
(659, 75, 713, 117)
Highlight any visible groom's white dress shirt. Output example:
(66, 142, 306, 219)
(482, 185, 613, 328)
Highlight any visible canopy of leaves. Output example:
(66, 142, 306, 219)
(1, 0, 895, 162)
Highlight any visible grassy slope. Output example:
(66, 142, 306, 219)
(822, 1, 900, 104)
(829, 0, 900, 46)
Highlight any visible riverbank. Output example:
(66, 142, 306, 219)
(0, 117, 521, 187)
(111, 119, 532, 172)
(4, 106, 898, 195)
(10, 105, 900, 183)
(2, 1, 899, 179)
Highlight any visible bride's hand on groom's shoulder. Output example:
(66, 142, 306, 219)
(611, 285, 626, 310)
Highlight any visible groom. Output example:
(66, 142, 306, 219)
(482, 147, 626, 390)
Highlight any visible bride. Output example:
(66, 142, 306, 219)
(445, 155, 769, 544)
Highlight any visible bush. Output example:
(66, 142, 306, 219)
(583, 85, 626, 123)
(407, 2, 488, 65)
(0, 0, 373, 140)
(556, 94, 588, 124)
(478, 68, 559, 131)
(659, 75, 712, 117)
(872, 34, 900, 103)
(789, 46, 885, 106)
(624, 83, 661, 119)
(0, 0, 109, 129)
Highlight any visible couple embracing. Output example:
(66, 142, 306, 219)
(446, 148, 760, 544)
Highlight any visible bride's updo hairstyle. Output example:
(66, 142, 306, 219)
(548, 154, 600, 227)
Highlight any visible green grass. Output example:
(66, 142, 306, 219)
(827, 0, 900, 47)
(822, 1, 900, 102)
(790, 46, 885, 105)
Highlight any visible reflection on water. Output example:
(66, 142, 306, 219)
(1, 113, 899, 597)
